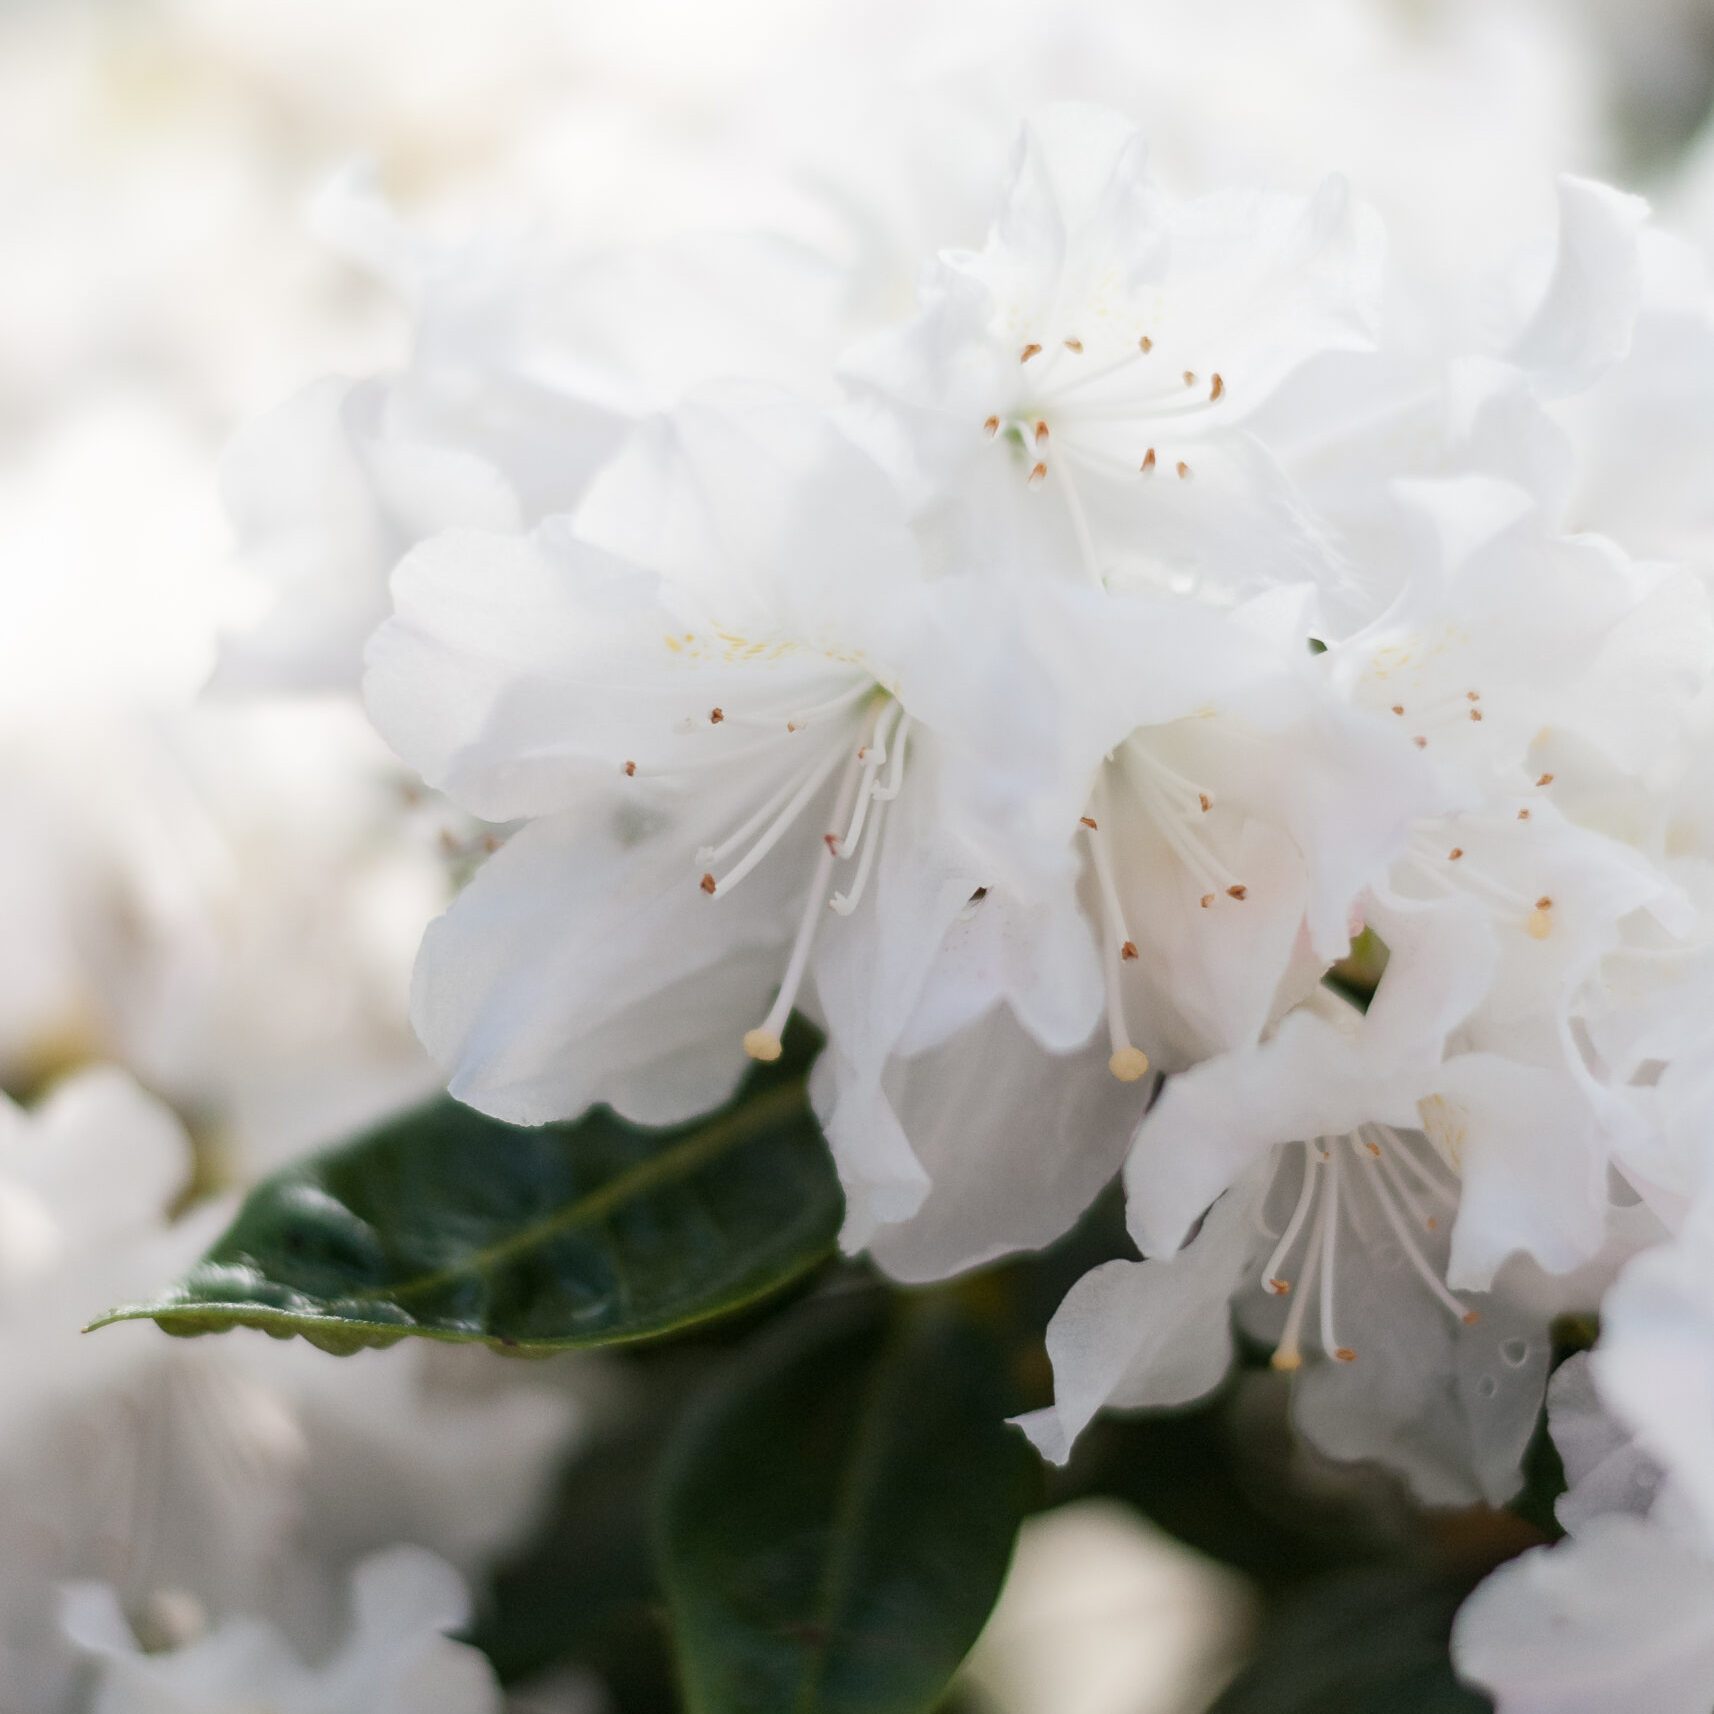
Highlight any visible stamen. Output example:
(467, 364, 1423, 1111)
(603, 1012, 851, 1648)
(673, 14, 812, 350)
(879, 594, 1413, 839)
(1209, 373, 1224, 401)
(1140, 448, 1156, 475)
(1319, 1151, 1354, 1362)
(743, 737, 870, 1058)
(1182, 370, 1197, 388)
(984, 415, 1000, 437)
(1272, 1188, 1328, 1372)
(623, 760, 636, 777)
(1536, 772, 1554, 787)
(709, 707, 724, 724)
(1261, 1146, 1321, 1296)
(1364, 1142, 1479, 1327)
(1139, 335, 1153, 353)
(705, 740, 848, 895)
(1034, 420, 1050, 444)
(1063, 337, 1084, 353)
(1176, 461, 1192, 480)
(1084, 785, 1150, 1083)
(831, 704, 901, 862)
(1020, 342, 1042, 363)
(1028, 461, 1048, 487)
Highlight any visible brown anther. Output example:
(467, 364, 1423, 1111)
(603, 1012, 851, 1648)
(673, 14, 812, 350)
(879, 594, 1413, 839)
(1020, 342, 1042, 363)
(1200, 893, 1216, 909)
(1536, 772, 1555, 787)
(1391, 704, 1405, 716)
(1080, 815, 1098, 830)
(481, 834, 501, 854)
(1028, 461, 1048, 486)
(1210, 372, 1225, 401)
(1226, 884, 1248, 901)
(1426, 1216, 1439, 1231)
(622, 760, 637, 777)
(1466, 690, 1480, 702)
(438, 830, 460, 856)
(1034, 420, 1050, 444)
(699, 873, 717, 894)
(983, 414, 1000, 437)
(1334, 1347, 1357, 1364)
(1182, 370, 1197, 387)
(1268, 1277, 1291, 1296)
(823, 833, 840, 853)
(1198, 792, 1211, 813)
(1413, 735, 1428, 749)
(1139, 335, 1154, 353)
(1517, 808, 1532, 821)
(786, 721, 800, 733)
(1469, 708, 1484, 722)
(1120, 940, 1139, 961)
(1448, 846, 1464, 861)
(1462, 1310, 1481, 1326)
(1176, 460, 1192, 480)
(856, 746, 869, 761)
(1140, 447, 1157, 474)
(1535, 896, 1554, 911)
(710, 707, 724, 724)
(1063, 336, 1084, 353)
(1365, 1139, 1381, 1157)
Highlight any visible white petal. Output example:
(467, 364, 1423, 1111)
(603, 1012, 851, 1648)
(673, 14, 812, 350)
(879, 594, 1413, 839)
(1453, 1516, 1714, 1714)
(410, 806, 783, 1127)
(1018, 1171, 1262, 1465)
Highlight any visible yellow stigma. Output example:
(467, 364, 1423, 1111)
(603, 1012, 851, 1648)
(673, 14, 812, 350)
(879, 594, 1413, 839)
(1108, 1047, 1150, 1083)
(1525, 907, 1553, 940)
(1270, 1347, 1303, 1373)
(743, 1029, 784, 1063)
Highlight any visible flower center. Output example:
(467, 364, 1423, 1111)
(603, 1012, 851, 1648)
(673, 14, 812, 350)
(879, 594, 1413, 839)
(627, 688, 909, 1065)
(1263, 1127, 1476, 1373)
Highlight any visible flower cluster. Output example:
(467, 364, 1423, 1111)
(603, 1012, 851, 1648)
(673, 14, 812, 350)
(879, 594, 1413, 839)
(227, 100, 1714, 1707)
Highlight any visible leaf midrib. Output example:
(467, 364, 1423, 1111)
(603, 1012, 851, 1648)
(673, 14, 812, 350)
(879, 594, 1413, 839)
(378, 1076, 814, 1304)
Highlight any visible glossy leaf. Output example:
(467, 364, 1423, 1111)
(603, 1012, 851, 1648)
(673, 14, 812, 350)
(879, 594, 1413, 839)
(90, 1055, 842, 1355)
(655, 1297, 1038, 1714)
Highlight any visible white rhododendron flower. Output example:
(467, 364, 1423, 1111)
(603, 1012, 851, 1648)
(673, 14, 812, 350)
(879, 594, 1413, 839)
(64, 1546, 501, 1714)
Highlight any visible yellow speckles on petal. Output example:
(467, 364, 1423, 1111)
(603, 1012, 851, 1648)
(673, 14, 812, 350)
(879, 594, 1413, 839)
(1417, 1094, 1468, 1169)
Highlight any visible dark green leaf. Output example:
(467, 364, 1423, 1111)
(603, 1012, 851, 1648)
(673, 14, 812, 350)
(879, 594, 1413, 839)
(1210, 1568, 1493, 1714)
(90, 1052, 842, 1355)
(655, 1296, 1038, 1714)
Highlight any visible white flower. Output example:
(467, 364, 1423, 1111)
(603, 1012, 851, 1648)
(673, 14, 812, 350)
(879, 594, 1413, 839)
(1019, 908, 1622, 1502)
(0, 1069, 576, 1708)
(221, 179, 851, 695)
(1452, 1356, 1714, 1714)
(845, 102, 1382, 604)
(64, 1546, 501, 1714)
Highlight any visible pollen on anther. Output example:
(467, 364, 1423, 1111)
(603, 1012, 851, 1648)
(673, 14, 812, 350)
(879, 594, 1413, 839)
(984, 415, 1000, 437)
(1448, 847, 1464, 861)
(823, 833, 840, 853)
(1334, 1347, 1357, 1364)
(1462, 1310, 1481, 1326)
(1034, 420, 1050, 444)
(699, 873, 717, 894)
(1182, 370, 1196, 388)
(1080, 815, 1098, 829)
(1391, 704, 1405, 716)
(1176, 460, 1192, 480)
(1200, 893, 1215, 909)
(1413, 735, 1428, 749)
(1064, 336, 1084, 353)
(1517, 808, 1532, 821)
(623, 760, 637, 777)
(1108, 1047, 1150, 1082)
(1198, 792, 1211, 813)
(1020, 342, 1043, 363)
(1365, 1139, 1381, 1157)
(1210, 373, 1225, 401)
(786, 721, 800, 733)
(1536, 772, 1555, 787)
(1466, 690, 1480, 702)
(1140, 448, 1157, 474)
(1028, 461, 1048, 487)
(1139, 335, 1154, 354)
(710, 707, 724, 724)
(1121, 940, 1138, 961)
(1268, 1277, 1291, 1296)
(1226, 884, 1248, 901)
(1469, 708, 1484, 722)
(1426, 1216, 1439, 1231)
